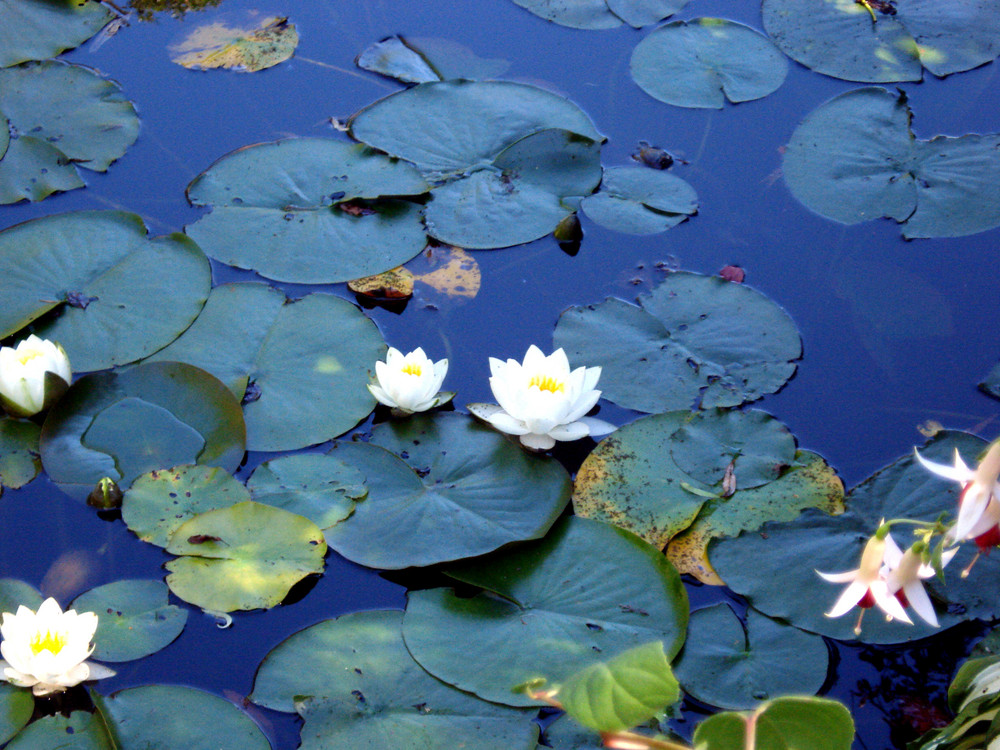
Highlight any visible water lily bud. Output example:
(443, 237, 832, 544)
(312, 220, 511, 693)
(87, 477, 123, 510)
(0, 335, 72, 418)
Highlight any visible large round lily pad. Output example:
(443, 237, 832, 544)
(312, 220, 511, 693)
(402, 516, 689, 707)
(511, 0, 688, 29)
(147, 284, 384, 450)
(0, 418, 41, 496)
(0, 579, 41, 614)
(5, 711, 112, 750)
(0, 682, 32, 745)
(0, 61, 138, 203)
(39, 362, 245, 501)
(631, 19, 787, 108)
(324, 413, 571, 568)
(554, 272, 801, 413)
(783, 87, 1000, 239)
(165, 501, 326, 612)
(709, 431, 990, 643)
(250, 610, 538, 749)
(762, 0, 1000, 83)
(0, 211, 211, 372)
(0, 0, 113, 68)
(70, 579, 187, 662)
(580, 166, 697, 234)
(673, 604, 829, 709)
(186, 139, 428, 283)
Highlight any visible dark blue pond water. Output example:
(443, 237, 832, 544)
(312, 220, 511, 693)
(2, 0, 999, 747)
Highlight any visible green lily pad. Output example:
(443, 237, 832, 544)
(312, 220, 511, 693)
(783, 87, 1000, 239)
(0, 112, 8, 160)
(709, 431, 989, 644)
(556, 641, 680, 733)
(186, 139, 428, 284)
(980, 360, 1000, 400)
(692, 696, 854, 750)
(123, 465, 251, 548)
(70, 579, 187, 662)
(147, 284, 385, 451)
(94, 685, 270, 750)
(0, 0, 113, 68)
(250, 610, 538, 749)
(0, 61, 138, 203)
(0, 579, 41, 614)
(554, 272, 802, 414)
(356, 35, 510, 83)
(0, 419, 40, 495)
(4, 711, 112, 750)
(580, 166, 697, 234)
(323, 413, 571, 569)
(169, 14, 298, 72)
(0, 211, 210, 372)
(674, 604, 829, 710)
(666, 450, 845, 584)
(401, 516, 688, 707)
(165, 501, 326, 612)
(246, 454, 366, 530)
(762, 0, 1000, 83)
(511, 0, 688, 29)
(39, 362, 245, 501)
(423, 127, 603, 249)
(630, 19, 787, 109)
(0, 682, 32, 745)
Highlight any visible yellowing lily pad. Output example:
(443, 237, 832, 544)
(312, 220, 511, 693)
(411, 245, 481, 299)
(165, 501, 326, 612)
(348, 267, 415, 300)
(170, 13, 298, 72)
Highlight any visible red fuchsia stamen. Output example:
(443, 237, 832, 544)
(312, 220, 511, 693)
(974, 525, 1000, 552)
(858, 589, 876, 609)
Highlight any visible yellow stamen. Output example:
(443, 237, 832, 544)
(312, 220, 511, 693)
(528, 374, 565, 393)
(17, 350, 42, 366)
(30, 629, 67, 655)
(401, 363, 422, 377)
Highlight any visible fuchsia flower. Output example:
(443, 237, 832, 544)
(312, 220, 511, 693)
(915, 443, 1000, 549)
(881, 535, 956, 628)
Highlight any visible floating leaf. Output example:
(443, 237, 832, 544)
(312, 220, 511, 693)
(674, 604, 829, 709)
(324, 413, 571, 568)
(556, 641, 680, 733)
(511, 0, 688, 29)
(123, 465, 251, 548)
(667, 451, 845, 584)
(165, 501, 326, 612)
(148, 284, 384, 450)
(246, 453, 366, 530)
(251, 610, 538, 749)
(0, 0, 113, 68)
(412, 246, 481, 299)
(580, 166, 697, 234)
(348, 267, 415, 300)
(553, 272, 801, 413)
(402, 516, 688, 707)
(0, 61, 138, 203)
(980, 360, 1000, 400)
(4, 710, 112, 750)
(630, 19, 787, 108)
(40, 362, 245, 502)
(170, 13, 298, 72)
(783, 87, 1000, 238)
(0, 418, 40, 494)
(709, 432, 990, 643)
(94, 685, 271, 749)
(0, 211, 210, 372)
(357, 35, 509, 83)
(0, 682, 32, 745)
(762, 0, 1000, 83)
(692, 696, 854, 750)
(70, 579, 187, 662)
(0, 579, 41, 614)
(186, 139, 428, 283)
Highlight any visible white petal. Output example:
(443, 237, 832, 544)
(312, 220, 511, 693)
(902, 581, 939, 627)
(486, 411, 530, 436)
(82, 661, 116, 681)
(914, 448, 972, 482)
(548, 422, 590, 442)
(367, 383, 397, 408)
(520, 433, 556, 451)
(954, 486, 992, 541)
(881, 534, 903, 568)
(577, 416, 616, 437)
(825, 579, 868, 618)
(870, 580, 912, 624)
(817, 569, 859, 583)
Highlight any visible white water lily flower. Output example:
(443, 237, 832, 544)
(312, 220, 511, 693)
(367, 347, 449, 415)
(0, 335, 71, 418)
(915, 443, 1000, 543)
(881, 535, 957, 628)
(484, 345, 615, 451)
(0, 598, 115, 696)
(817, 532, 911, 634)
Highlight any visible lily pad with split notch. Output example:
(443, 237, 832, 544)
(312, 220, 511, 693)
(147, 284, 385, 451)
(0, 61, 139, 203)
(553, 272, 801, 414)
(762, 0, 1000, 83)
(186, 139, 429, 283)
(580, 166, 697, 234)
(0, 211, 210, 372)
(783, 87, 1000, 238)
(401, 516, 688, 707)
(357, 35, 510, 83)
(39, 361, 245, 502)
(630, 19, 787, 109)
(323, 413, 571, 568)
(250, 610, 539, 749)
(165, 501, 326, 612)
(0, 0, 113, 68)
